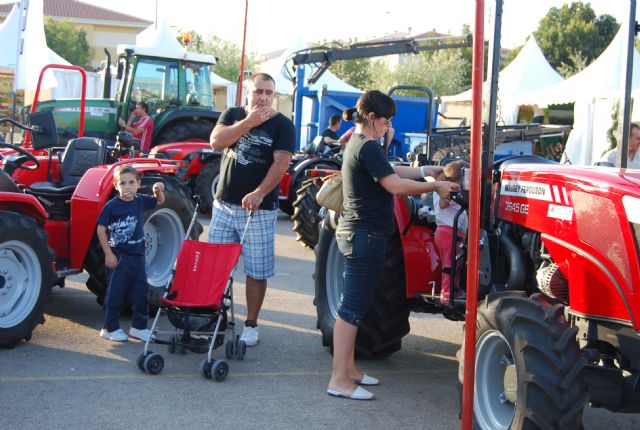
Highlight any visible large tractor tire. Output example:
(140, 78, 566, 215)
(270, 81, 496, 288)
(153, 120, 214, 146)
(314, 214, 410, 358)
(291, 177, 323, 249)
(84, 176, 202, 310)
(460, 292, 587, 430)
(0, 211, 55, 348)
(193, 158, 221, 214)
(280, 159, 341, 216)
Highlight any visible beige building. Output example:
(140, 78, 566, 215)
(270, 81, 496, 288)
(0, 0, 151, 69)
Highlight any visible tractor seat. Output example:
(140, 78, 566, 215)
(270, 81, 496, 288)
(29, 137, 107, 219)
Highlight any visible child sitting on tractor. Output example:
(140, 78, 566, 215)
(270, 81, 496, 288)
(433, 159, 469, 302)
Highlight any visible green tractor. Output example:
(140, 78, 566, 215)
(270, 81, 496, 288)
(38, 45, 221, 144)
(36, 45, 224, 211)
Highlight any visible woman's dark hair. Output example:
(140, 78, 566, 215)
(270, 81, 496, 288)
(343, 90, 396, 126)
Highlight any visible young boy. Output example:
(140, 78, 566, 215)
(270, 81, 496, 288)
(96, 165, 165, 341)
(433, 160, 469, 302)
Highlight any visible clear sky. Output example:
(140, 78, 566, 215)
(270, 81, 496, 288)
(80, 0, 638, 53)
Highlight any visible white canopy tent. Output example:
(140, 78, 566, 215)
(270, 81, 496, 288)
(0, 0, 69, 90)
(515, 21, 640, 166)
(441, 36, 563, 124)
(210, 71, 236, 109)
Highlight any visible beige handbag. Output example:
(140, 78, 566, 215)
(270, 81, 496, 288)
(316, 173, 343, 212)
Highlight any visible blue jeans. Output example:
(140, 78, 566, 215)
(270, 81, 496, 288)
(104, 254, 148, 332)
(336, 229, 390, 326)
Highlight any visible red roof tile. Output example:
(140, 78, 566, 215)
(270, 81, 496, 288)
(0, 0, 151, 25)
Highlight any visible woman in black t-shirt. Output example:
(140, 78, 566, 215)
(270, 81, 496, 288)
(327, 90, 459, 401)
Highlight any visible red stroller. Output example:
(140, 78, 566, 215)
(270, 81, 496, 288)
(137, 198, 251, 381)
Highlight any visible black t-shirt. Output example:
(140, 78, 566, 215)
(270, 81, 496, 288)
(215, 106, 296, 210)
(339, 133, 395, 233)
(321, 128, 339, 141)
(97, 194, 157, 255)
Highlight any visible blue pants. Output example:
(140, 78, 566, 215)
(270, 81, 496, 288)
(335, 229, 390, 326)
(104, 254, 148, 332)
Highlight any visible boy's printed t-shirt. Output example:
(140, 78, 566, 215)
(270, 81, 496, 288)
(97, 194, 157, 255)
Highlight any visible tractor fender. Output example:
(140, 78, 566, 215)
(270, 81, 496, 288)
(68, 158, 179, 270)
(0, 193, 47, 225)
(392, 195, 441, 298)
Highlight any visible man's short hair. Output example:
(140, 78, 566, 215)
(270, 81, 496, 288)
(329, 114, 341, 127)
(137, 101, 149, 113)
(250, 72, 275, 86)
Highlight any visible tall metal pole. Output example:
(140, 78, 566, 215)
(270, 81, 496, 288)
(461, 1, 485, 429)
(617, 0, 637, 169)
(10, 0, 29, 144)
(154, 0, 158, 30)
(236, 0, 248, 107)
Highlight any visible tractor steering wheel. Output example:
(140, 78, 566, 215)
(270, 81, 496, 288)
(0, 142, 40, 171)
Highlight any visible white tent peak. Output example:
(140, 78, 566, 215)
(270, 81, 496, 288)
(124, 19, 215, 64)
(0, 1, 70, 90)
(498, 35, 564, 97)
(517, 20, 640, 106)
(135, 19, 184, 56)
(443, 35, 562, 102)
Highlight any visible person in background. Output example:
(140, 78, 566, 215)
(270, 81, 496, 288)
(208, 73, 296, 347)
(599, 122, 640, 169)
(432, 159, 470, 302)
(96, 165, 165, 342)
(118, 101, 155, 153)
(327, 90, 459, 401)
(321, 114, 342, 146)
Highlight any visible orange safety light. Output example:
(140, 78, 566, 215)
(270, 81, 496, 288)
(182, 32, 192, 46)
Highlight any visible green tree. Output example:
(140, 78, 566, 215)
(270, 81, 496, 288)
(534, 2, 618, 76)
(44, 17, 92, 69)
(179, 30, 257, 82)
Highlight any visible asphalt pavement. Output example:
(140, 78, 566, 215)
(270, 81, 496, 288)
(1, 213, 638, 430)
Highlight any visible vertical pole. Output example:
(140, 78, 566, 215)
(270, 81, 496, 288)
(154, 0, 158, 30)
(236, 0, 249, 107)
(461, 1, 485, 429)
(294, 66, 305, 150)
(10, 0, 29, 144)
(616, 1, 637, 169)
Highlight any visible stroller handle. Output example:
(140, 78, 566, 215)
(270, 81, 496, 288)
(184, 196, 202, 240)
(239, 211, 255, 245)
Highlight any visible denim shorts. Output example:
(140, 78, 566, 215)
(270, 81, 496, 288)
(335, 229, 390, 326)
(208, 199, 278, 280)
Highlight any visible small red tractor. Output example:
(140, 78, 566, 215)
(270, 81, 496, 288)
(0, 106, 200, 348)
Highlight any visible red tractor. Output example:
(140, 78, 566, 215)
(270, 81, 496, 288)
(0, 109, 200, 348)
(314, 136, 640, 426)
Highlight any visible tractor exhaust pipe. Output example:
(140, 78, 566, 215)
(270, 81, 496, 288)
(499, 223, 526, 290)
(103, 48, 112, 99)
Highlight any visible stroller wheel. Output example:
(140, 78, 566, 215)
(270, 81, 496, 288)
(136, 352, 148, 372)
(212, 359, 229, 382)
(143, 353, 164, 375)
(200, 358, 213, 379)
(225, 339, 235, 359)
(236, 339, 246, 361)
